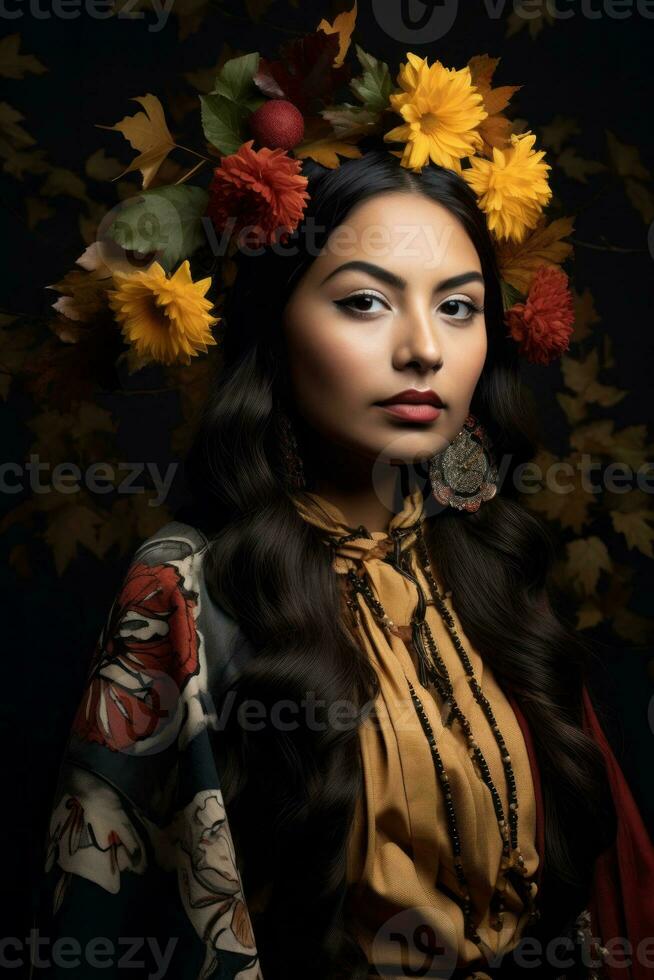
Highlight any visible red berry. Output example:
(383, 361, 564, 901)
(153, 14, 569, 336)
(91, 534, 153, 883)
(249, 99, 305, 151)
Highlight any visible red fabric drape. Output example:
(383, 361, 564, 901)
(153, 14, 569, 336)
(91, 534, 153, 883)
(507, 686, 654, 979)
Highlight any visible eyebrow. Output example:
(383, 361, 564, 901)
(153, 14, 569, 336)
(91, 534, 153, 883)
(319, 260, 484, 293)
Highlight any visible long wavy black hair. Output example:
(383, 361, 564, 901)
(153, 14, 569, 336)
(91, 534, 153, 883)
(184, 143, 617, 979)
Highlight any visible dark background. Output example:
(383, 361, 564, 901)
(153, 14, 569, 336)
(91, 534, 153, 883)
(1, 0, 653, 962)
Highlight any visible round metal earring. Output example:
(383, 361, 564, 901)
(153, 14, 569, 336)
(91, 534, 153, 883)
(428, 412, 499, 513)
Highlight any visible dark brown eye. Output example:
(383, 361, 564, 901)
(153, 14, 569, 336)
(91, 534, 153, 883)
(334, 291, 387, 317)
(440, 299, 483, 320)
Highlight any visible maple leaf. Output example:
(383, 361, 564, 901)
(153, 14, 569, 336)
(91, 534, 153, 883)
(96, 493, 173, 558)
(40, 167, 88, 202)
(295, 137, 362, 169)
(254, 31, 350, 116)
(350, 46, 393, 113)
(3, 147, 49, 179)
(43, 499, 105, 576)
(539, 116, 580, 154)
(293, 114, 362, 168)
(46, 268, 109, 325)
(571, 288, 600, 344)
(85, 148, 124, 182)
(611, 511, 654, 558)
(317, 1, 357, 68)
(560, 349, 626, 412)
(506, 4, 555, 39)
(495, 215, 574, 294)
(566, 536, 612, 596)
(0, 102, 36, 155)
(25, 196, 54, 229)
(625, 178, 654, 225)
(0, 34, 47, 80)
(570, 421, 648, 469)
(467, 55, 521, 155)
(556, 147, 606, 183)
(605, 129, 650, 180)
(97, 94, 175, 190)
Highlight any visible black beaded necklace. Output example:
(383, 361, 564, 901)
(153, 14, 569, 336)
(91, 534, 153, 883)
(339, 514, 540, 957)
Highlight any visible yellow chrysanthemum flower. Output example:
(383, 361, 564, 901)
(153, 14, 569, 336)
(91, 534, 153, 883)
(461, 131, 552, 243)
(107, 259, 220, 366)
(383, 52, 488, 173)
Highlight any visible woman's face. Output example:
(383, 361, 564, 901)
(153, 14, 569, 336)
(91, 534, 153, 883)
(281, 190, 487, 469)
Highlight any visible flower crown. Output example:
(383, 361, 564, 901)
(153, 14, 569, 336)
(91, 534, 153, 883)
(49, 2, 575, 371)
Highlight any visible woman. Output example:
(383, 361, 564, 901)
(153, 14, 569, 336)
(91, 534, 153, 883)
(40, 148, 654, 980)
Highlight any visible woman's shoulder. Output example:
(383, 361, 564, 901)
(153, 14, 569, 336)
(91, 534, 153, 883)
(131, 518, 211, 567)
(125, 518, 256, 708)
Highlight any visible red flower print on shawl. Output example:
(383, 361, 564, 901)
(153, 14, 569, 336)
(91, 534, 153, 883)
(72, 560, 199, 752)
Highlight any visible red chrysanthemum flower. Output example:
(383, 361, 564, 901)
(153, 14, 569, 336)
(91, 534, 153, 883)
(207, 139, 310, 248)
(504, 265, 575, 365)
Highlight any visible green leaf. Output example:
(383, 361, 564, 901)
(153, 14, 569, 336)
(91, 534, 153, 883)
(200, 93, 247, 155)
(500, 279, 524, 311)
(107, 185, 209, 272)
(209, 52, 260, 104)
(351, 45, 393, 113)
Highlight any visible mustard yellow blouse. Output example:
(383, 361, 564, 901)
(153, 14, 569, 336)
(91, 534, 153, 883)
(293, 487, 540, 979)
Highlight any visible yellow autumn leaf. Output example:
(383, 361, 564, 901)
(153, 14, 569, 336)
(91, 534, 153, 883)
(584, 382, 626, 408)
(566, 536, 612, 595)
(0, 34, 47, 79)
(571, 288, 600, 343)
(556, 147, 606, 183)
(605, 129, 650, 180)
(528, 479, 592, 534)
(0, 102, 36, 152)
(97, 492, 173, 558)
(506, 5, 555, 38)
(496, 215, 574, 294)
(570, 421, 648, 469)
(625, 177, 654, 225)
(613, 606, 654, 643)
(611, 510, 654, 558)
(43, 500, 105, 576)
(539, 116, 580, 154)
(40, 167, 87, 202)
(25, 196, 55, 229)
(46, 268, 109, 324)
(467, 54, 521, 154)
(559, 349, 626, 411)
(317, 1, 357, 68)
(561, 349, 599, 394)
(3, 147, 49, 179)
(85, 148, 125, 182)
(96, 93, 175, 190)
(295, 137, 362, 169)
(576, 599, 604, 631)
(556, 392, 587, 426)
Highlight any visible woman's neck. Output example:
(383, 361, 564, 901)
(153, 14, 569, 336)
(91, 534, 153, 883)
(308, 478, 397, 533)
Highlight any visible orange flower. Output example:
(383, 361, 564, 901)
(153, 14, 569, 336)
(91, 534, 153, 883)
(504, 265, 574, 365)
(207, 139, 310, 248)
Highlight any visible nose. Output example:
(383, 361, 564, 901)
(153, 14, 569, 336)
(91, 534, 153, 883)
(393, 302, 443, 373)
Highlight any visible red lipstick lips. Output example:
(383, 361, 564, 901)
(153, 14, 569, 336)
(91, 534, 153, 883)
(375, 388, 444, 423)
